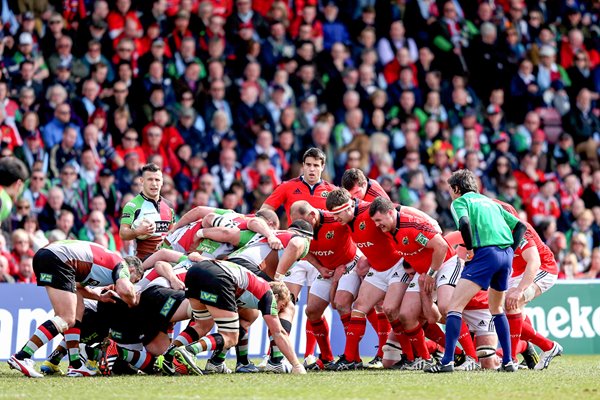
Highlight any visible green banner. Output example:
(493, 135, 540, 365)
(525, 281, 600, 354)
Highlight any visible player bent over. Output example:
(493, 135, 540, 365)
(425, 170, 526, 373)
(325, 189, 410, 371)
(495, 201, 562, 370)
(369, 198, 465, 370)
(173, 260, 306, 375)
(8, 241, 142, 378)
(289, 200, 368, 370)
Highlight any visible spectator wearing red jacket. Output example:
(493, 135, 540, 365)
(514, 152, 546, 206)
(528, 179, 561, 226)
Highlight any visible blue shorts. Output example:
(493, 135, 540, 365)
(461, 246, 514, 291)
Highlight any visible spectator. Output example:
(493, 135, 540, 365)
(21, 214, 48, 252)
(528, 179, 561, 226)
(42, 103, 82, 151)
(0, 255, 15, 283)
(78, 210, 117, 251)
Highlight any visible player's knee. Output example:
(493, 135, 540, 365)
(305, 306, 322, 321)
(437, 303, 449, 318)
(384, 305, 400, 321)
(222, 332, 239, 349)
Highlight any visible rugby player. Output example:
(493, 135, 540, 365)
(369, 197, 466, 370)
(325, 189, 409, 371)
(173, 259, 307, 375)
(120, 163, 175, 260)
(426, 169, 526, 373)
(340, 168, 391, 368)
(7, 240, 142, 378)
(289, 200, 369, 370)
(495, 201, 562, 370)
(260, 147, 336, 365)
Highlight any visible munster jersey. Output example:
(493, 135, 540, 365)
(363, 179, 389, 202)
(310, 211, 357, 269)
(389, 208, 455, 274)
(263, 176, 337, 219)
(465, 290, 489, 310)
(348, 200, 402, 272)
(44, 240, 126, 287)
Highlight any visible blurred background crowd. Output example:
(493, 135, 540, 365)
(0, 0, 599, 284)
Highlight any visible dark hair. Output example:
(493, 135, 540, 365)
(0, 157, 28, 186)
(141, 163, 161, 174)
(303, 147, 326, 165)
(289, 219, 314, 238)
(447, 169, 479, 194)
(325, 188, 351, 211)
(341, 168, 367, 190)
(368, 196, 395, 217)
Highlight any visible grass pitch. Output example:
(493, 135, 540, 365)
(1, 356, 599, 400)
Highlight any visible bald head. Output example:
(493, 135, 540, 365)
(290, 200, 318, 227)
(255, 209, 280, 230)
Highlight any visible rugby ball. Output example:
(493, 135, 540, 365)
(131, 217, 155, 240)
(212, 215, 237, 228)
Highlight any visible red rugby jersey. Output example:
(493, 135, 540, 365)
(362, 179, 389, 202)
(389, 209, 455, 274)
(263, 176, 337, 219)
(310, 211, 357, 269)
(348, 200, 402, 272)
(465, 290, 489, 310)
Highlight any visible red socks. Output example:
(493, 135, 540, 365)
(521, 316, 554, 352)
(507, 313, 523, 361)
(423, 322, 446, 348)
(391, 319, 414, 361)
(376, 312, 391, 358)
(457, 322, 477, 360)
(304, 320, 317, 358)
(344, 315, 366, 362)
(405, 324, 431, 360)
(310, 317, 333, 362)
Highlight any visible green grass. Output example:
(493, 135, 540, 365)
(1, 356, 599, 400)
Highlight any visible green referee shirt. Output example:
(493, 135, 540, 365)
(450, 192, 520, 249)
(0, 188, 12, 223)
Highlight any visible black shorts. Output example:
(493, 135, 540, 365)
(97, 299, 144, 345)
(33, 248, 76, 292)
(79, 306, 110, 345)
(185, 261, 237, 312)
(138, 285, 186, 341)
(228, 257, 273, 282)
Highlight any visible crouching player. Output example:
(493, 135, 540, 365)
(173, 259, 306, 374)
(8, 240, 142, 378)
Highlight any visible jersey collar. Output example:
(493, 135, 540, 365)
(391, 210, 401, 243)
(140, 191, 161, 209)
(348, 200, 359, 231)
(314, 210, 324, 237)
(300, 175, 322, 192)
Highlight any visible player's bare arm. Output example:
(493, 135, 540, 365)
(172, 205, 216, 230)
(506, 246, 541, 311)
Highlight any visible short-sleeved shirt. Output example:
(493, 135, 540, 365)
(44, 240, 128, 287)
(310, 211, 357, 270)
(263, 176, 337, 220)
(362, 179, 389, 202)
(228, 230, 310, 269)
(450, 192, 520, 249)
(348, 200, 402, 272)
(135, 258, 193, 292)
(121, 193, 175, 259)
(390, 208, 455, 274)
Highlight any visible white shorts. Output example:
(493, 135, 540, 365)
(309, 253, 362, 302)
(283, 260, 318, 287)
(462, 308, 495, 337)
(406, 255, 462, 293)
(508, 270, 558, 294)
(364, 258, 410, 292)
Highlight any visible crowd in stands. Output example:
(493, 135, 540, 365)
(0, 0, 599, 283)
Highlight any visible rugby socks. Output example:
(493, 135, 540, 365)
(366, 308, 379, 348)
(376, 312, 391, 358)
(492, 313, 512, 365)
(507, 313, 524, 361)
(425, 339, 440, 354)
(165, 325, 200, 361)
(457, 322, 478, 360)
(16, 319, 61, 360)
(340, 313, 351, 334)
(118, 346, 154, 371)
(390, 319, 414, 361)
(304, 320, 317, 358)
(520, 316, 554, 352)
(65, 321, 83, 368)
(405, 324, 430, 360)
(269, 319, 292, 364)
(188, 333, 225, 355)
(310, 317, 333, 362)
(48, 340, 67, 365)
(235, 327, 250, 365)
(440, 311, 462, 365)
(423, 322, 446, 348)
(343, 314, 366, 362)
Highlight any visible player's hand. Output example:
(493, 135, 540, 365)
(99, 290, 118, 303)
(505, 287, 522, 311)
(318, 266, 334, 279)
(291, 364, 307, 374)
(170, 277, 186, 291)
(136, 220, 155, 236)
(465, 249, 474, 262)
(332, 265, 345, 283)
(188, 252, 204, 262)
(267, 234, 284, 250)
(422, 274, 435, 295)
